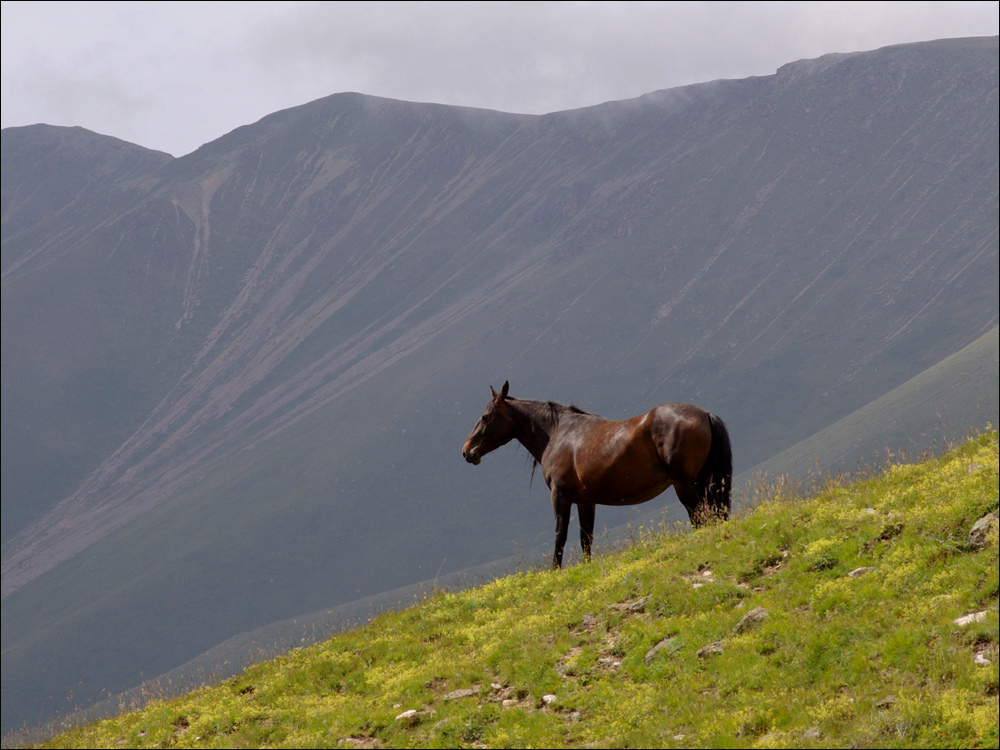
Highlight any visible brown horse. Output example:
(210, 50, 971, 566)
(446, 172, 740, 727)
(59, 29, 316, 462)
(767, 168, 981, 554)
(462, 382, 732, 568)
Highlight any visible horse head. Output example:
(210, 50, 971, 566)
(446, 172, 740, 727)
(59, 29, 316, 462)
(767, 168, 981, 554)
(462, 381, 516, 465)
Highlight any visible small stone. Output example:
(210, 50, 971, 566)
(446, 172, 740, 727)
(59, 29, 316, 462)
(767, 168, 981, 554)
(801, 726, 822, 740)
(490, 686, 516, 702)
(444, 686, 481, 700)
(967, 512, 998, 549)
(673, 735, 685, 741)
(974, 653, 992, 666)
(609, 595, 651, 613)
(697, 641, 724, 658)
(581, 613, 599, 629)
(395, 709, 419, 723)
(502, 699, 518, 709)
(490, 683, 503, 690)
(848, 566, 875, 578)
(392, 703, 401, 708)
(644, 636, 679, 663)
(732, 606, 768, 635)
(953, 610, 988, 626)
(875, 695, 897, 709)
(542, 694, 558, 705)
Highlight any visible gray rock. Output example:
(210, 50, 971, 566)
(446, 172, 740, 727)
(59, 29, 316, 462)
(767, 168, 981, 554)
(644, 636, 679, 663)
(848, 566, 876, 578)
(444, 686, 481, 700)
(732, 605, 768, 635)
(875, 695, 897, 709)
(953, 610, 987, 626)
(341, 738, 379, 748)
(967, 511, 998, 549)
(697, 641, 725, 658)
(609, 595, 651, 613)
(489, 686, 517, 702)
(395, 709, 420, 723)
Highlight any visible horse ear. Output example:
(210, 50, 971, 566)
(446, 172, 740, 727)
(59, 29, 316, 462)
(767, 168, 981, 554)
(500, 381, 509, 400)
(490, 385, 498, 398)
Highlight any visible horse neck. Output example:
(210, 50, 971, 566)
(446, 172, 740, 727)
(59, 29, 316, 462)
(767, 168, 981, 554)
(506, 398, 561, 463)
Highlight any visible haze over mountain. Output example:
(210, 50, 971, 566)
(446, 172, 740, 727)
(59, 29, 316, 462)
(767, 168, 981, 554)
(2, 36, 997, 731)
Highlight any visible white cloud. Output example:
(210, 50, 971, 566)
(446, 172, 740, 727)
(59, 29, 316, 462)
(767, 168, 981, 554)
(2, 1, 997, 156)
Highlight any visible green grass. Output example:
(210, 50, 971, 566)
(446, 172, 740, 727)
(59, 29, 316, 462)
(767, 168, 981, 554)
(36, 432, 999, 748)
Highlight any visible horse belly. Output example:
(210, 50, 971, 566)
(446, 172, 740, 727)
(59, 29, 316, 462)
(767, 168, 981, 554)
(589, 470, 673, 506)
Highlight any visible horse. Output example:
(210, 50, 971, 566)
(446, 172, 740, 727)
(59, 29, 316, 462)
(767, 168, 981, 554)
(462, 381, 732, 569)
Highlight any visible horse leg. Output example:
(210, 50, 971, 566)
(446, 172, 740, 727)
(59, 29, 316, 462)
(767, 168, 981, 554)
(674, 481, 709, 528)
(551, 491, 572, 569)
(578, 502, 596, 562)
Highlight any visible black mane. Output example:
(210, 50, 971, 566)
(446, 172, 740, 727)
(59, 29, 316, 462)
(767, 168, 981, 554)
(547, 400, 590, 416)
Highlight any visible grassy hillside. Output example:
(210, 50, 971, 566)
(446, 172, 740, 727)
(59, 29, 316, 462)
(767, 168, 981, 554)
(31, 432, 998, 749)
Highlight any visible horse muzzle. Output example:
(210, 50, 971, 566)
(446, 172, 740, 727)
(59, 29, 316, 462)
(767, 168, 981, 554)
(462, 447, 481, 465)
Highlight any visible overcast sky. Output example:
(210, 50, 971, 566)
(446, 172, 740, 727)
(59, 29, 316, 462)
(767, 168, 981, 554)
(2, 1, 998, 157)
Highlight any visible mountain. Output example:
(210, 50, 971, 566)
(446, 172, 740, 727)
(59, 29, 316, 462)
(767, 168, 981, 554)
(752, 326, 999, 481)
(2, 36, 997, 731)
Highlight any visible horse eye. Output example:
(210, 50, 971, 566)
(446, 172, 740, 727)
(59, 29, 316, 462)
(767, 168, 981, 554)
(482, 413, 492, 424)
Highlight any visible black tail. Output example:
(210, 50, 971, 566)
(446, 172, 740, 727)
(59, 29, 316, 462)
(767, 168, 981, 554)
(705, 413, 733, 520)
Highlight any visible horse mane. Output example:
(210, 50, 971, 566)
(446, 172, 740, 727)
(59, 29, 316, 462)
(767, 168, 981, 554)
(515, 399, 590, 485)
(546, 400, 589, 416)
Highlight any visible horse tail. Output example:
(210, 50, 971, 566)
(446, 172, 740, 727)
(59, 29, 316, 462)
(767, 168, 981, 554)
(705, 413, 733, 520)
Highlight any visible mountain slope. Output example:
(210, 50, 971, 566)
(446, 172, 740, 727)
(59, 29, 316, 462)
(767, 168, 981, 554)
(1, 125, 175, 537)
(751, 326, 1000, 481)
(2, 36, 998, 731)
